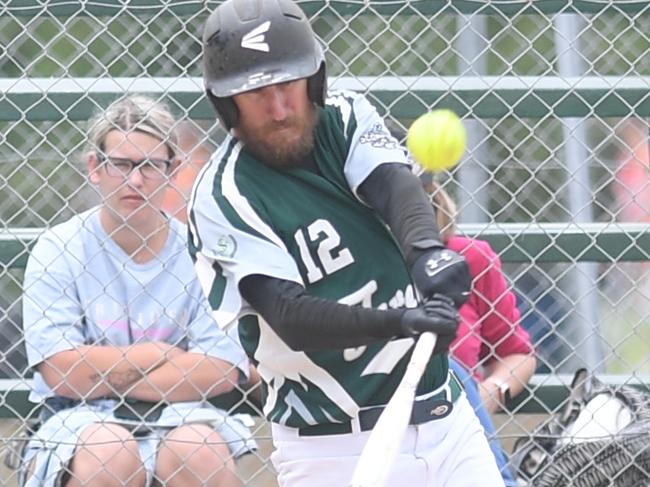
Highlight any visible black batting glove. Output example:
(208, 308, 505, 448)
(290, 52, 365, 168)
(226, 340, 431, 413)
(411, 247, 471, 309)
(399, 294, 460, 355)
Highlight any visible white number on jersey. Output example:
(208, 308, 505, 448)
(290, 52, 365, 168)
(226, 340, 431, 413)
(338, 280, 378, 361)
(294, 219, 355, 284)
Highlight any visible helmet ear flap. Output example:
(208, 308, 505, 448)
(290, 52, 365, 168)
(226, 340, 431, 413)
(308, 62, 327, 107)
(206, 91, 238, 131)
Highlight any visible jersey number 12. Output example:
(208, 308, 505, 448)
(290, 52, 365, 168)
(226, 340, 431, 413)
(294, 219, 355, 284)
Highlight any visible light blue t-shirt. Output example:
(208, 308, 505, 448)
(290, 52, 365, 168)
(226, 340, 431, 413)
(23, 207, 248, 402)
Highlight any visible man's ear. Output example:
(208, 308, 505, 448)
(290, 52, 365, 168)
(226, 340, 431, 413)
(87, 152, 101, 184)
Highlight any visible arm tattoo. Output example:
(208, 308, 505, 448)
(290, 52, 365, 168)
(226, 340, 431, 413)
(92, 368, 142, 394)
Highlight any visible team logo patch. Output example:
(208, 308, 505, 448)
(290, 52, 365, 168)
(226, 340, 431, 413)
(216, 234, 237, 258)
(359, 123, 400, 149)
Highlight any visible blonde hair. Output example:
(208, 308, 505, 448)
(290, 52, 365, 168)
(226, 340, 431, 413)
(428, 180, 458, 243)
(87, 95, 178, 158)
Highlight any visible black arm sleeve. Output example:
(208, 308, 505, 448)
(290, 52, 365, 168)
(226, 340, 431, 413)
(358, 163, 443, 267)
(239, 274, 404, 351)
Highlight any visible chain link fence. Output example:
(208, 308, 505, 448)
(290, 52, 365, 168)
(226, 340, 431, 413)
(2, 1, 650, 485)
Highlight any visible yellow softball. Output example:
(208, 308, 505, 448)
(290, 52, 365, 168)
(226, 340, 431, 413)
(407, 109, 467, 172)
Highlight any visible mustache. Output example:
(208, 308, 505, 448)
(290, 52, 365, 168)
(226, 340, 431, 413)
(266, 119, 298, 131)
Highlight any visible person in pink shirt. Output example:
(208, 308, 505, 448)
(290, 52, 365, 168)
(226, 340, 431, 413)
(448, 236, 536, 412)
(423, 176, 537, 485)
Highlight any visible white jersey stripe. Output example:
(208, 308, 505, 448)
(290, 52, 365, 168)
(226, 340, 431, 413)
(187, 141, 229, 250)
(255, 317, 360, 420)
(221, 141, 288, 251)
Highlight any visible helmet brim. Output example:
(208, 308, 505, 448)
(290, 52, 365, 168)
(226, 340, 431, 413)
(205, 54, 322, 98)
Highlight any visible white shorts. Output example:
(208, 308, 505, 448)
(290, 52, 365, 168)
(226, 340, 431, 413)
(270, 393, 505, 487)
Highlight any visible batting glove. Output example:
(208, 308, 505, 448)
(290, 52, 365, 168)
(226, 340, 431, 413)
(399, 294, 460, 355)
(410, 247, 471, 309)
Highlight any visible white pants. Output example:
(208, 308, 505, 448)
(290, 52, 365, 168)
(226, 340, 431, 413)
(270, 393, 505, 487)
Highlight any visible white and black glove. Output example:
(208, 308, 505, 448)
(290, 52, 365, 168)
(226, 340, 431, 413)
(400, 294, 460, 355)
(410, 247, 471, 309)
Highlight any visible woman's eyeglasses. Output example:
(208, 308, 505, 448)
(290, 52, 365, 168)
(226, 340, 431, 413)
(100, 155, 172, 181)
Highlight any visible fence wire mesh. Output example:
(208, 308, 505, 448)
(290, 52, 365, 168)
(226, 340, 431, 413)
(2, 1, 650, 485)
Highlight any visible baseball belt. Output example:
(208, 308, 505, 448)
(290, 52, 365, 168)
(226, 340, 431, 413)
(297, 371, 463, 437)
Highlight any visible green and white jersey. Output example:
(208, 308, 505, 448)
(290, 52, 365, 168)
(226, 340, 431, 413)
(189, 90, 448, 427)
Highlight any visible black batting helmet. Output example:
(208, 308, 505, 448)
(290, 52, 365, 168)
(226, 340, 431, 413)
(202, 0, 327, 130)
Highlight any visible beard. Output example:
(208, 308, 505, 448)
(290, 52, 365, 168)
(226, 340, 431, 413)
(236, 104, 318, 170)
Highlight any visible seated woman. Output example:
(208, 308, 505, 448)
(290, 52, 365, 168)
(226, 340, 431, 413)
(21, 95, 255, 487)
(423, 175, 537, 486)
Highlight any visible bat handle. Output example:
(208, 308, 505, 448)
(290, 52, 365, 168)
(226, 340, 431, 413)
(402, 332, 437, 388)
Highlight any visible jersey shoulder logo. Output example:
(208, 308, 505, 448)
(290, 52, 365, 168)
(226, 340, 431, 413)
(359, 123, 400, 150)
(241, 21, 271, 52)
